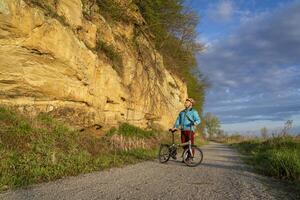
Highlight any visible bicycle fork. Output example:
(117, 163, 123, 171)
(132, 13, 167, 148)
(187, 140, 193, 158)
(181, 140, 193, 158)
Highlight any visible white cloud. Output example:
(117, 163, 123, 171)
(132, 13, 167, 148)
(207, 0, 235, 22)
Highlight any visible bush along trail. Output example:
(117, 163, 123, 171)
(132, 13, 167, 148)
(231, 136, 300, 195)
(0, 106, 173, 192)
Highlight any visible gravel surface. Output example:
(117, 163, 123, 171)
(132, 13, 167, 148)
(0, 142, 298, 200)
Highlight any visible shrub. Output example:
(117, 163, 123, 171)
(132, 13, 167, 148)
(96, 40, 123, 75)
(95, 0, 132, 22)
(265, 149, 300, 180)
(233, 136, 300, 182)
(106, 123, 157, 139)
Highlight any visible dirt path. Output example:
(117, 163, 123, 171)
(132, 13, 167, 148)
(0, 142, 297, 200)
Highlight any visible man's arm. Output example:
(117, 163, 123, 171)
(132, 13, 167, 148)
(193, 110, 201, 126)
(173, 113, 181, 129)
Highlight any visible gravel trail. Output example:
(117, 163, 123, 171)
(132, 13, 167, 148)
(0, 142, 297, 200)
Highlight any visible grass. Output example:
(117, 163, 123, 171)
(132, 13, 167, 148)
(0, 107, 167, 192)
(231, 136, 300, 193)
(95, 40, 123, 75)
(94, 0, 133, 23)
(106, 123, 157, 139)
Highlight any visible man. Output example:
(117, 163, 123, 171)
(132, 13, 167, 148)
(171, 98, 201, 159)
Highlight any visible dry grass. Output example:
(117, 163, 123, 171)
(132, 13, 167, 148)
(110, 134, 149, 151)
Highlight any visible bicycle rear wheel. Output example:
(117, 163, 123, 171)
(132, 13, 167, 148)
(158, 144, 170, 163)
(183, 146, 203, 167)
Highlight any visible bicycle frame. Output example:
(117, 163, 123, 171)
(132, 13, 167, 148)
(170, 131, 193, 157)
(159, 127, 203, 166)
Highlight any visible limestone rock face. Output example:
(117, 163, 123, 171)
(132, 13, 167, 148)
(57, 0, 83, 28)
(0, 0, 188, 131)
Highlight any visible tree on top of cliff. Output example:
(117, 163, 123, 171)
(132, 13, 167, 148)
(134, 0, 207, 113)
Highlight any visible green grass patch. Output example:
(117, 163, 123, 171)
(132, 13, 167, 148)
(95, 40, 123, 75)
(106, 122, 158, 139)
(232, 137, 300, 182)
(94, 0, 131, 22)
(0, 107, 164, 192)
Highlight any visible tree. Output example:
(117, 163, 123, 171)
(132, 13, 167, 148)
(217, 129, 225, 138)
(133, 0, 207, 113)
(260, 127, 268, 139)
(280, 120, 293, 136)
(204, 112, 221, 138)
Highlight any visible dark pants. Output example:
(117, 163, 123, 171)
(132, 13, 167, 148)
(181, 130, 195, 156)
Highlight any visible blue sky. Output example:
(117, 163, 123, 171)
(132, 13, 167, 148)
(188, 0, 300, 134)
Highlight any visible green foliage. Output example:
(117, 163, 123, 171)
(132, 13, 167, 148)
(120, 148, 158, 160)
(96, 40, 123, 75)
(95, 0, 132, 22)
(204, 112, 221, 138)
(106, 123, 158, 139)
(0, 107, 16, 122)
(0, 107, 162, 191)
(134, 0, 184, 44)
(133, 0, 206, 113)
(233, 136, 300, 182)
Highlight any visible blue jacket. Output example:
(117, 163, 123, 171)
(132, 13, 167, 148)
(173, 108, 201, 132)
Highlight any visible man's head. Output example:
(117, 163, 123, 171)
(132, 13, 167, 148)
(184, 98, 195, 109)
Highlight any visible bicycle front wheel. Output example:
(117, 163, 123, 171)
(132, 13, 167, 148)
(183, 146, 203, 167)
(158, 144, 170, 163)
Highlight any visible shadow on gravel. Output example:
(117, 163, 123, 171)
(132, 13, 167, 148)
(203, 148, 235, 152)
(201, 162, 251, 172)
(218, 155, 242, 160)
(168, 160, 186, 166)
(205, 159, 244, 164)
(156, 159, 186, 167)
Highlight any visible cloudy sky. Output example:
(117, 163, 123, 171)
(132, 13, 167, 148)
(188, 0, 300, 134)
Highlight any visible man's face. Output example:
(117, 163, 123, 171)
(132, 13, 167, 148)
(184, 100, 192, 108)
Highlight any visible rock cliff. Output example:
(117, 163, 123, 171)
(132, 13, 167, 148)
(0, 0, 188, 131)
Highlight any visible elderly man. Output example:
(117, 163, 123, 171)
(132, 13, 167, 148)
(171, 98, 201, 159)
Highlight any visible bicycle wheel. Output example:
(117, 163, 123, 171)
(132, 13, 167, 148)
(183, 145, 203, 167)
(158, 144, 170, 163)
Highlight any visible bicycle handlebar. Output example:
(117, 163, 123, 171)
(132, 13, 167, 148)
(168, 128, 178, 133)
